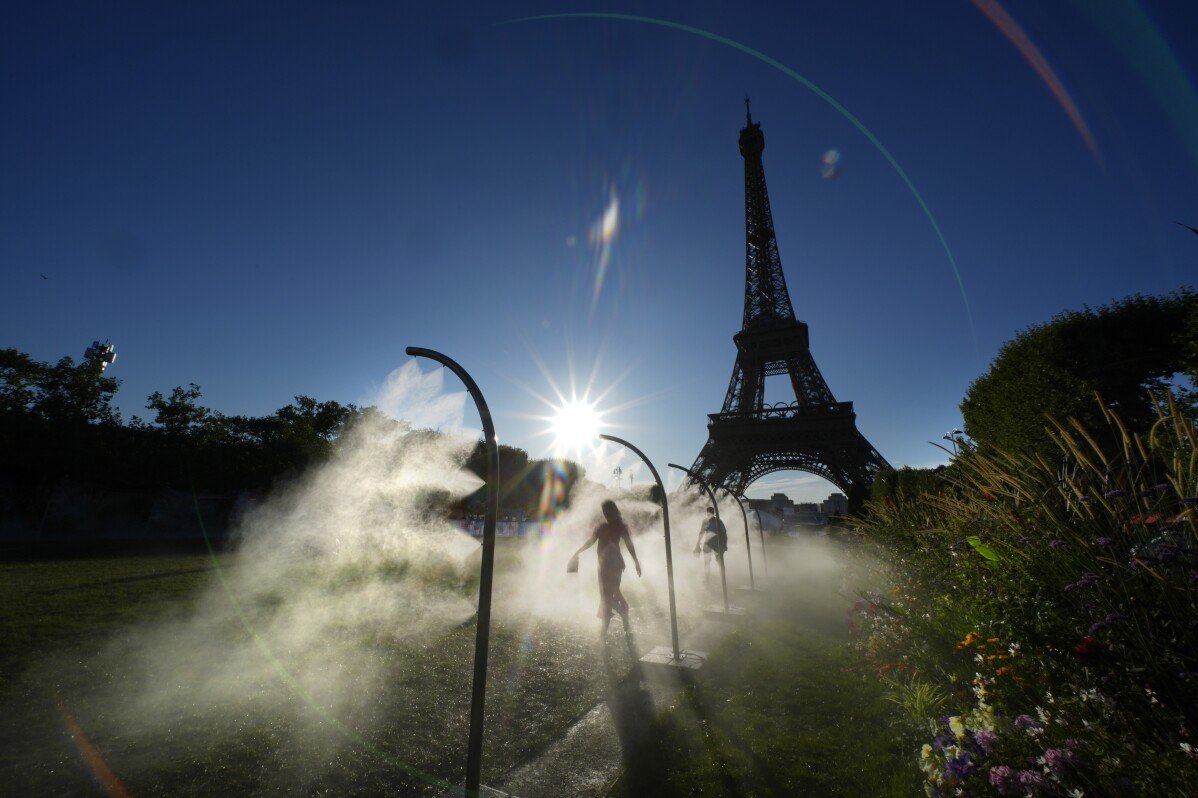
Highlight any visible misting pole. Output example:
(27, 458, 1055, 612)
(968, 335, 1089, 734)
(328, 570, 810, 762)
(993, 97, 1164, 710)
(669, 464, 729, 612)
(405, 347, 496, 798)
(723, 489, 755, 590)
(599, 434, 680, 661)
(740, 493, 767, 577)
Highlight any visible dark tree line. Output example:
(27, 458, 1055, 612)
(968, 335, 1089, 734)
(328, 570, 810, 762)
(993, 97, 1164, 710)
(961, 290, 1198, 458)
(0, 348, 582, 527)
(869, 289, 1198, 505)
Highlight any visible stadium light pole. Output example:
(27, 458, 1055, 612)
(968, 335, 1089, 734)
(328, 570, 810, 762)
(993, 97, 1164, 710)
(405, 347, 496, 798)
(599, 435, 704, 670)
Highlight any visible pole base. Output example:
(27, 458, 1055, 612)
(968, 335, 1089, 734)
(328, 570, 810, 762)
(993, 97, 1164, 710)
(439, 785, 510, 797)
(704, 604, 748, 622)
(735, 584, 770, 596)
(639, 645, 707, 670)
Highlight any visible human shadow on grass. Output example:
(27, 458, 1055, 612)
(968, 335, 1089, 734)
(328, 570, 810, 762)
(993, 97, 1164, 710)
(609, 670, 793, 798)
(602, 654, 657, 790)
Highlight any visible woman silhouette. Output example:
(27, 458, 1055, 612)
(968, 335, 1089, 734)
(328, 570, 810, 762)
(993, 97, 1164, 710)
(569, 499, 642, 641)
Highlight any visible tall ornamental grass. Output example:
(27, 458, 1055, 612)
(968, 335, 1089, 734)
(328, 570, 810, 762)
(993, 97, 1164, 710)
(850, 394, 1198, 796)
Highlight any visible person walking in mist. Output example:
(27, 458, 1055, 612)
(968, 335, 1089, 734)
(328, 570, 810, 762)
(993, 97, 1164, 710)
(693, 506, 728, 582)
(568, 499, 642, 643)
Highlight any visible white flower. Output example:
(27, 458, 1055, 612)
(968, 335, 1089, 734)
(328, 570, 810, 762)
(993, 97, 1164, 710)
(1067, 789, 1085, 797)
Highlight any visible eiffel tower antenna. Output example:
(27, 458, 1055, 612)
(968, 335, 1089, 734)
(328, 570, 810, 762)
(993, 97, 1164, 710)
(687, 104, 890, 512)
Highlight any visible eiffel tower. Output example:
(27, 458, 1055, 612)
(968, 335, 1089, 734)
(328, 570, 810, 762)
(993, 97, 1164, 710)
(689, 100, 890, 511)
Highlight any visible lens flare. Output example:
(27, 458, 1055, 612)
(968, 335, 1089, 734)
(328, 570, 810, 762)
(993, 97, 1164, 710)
(589, 188, 620, 307)
(970, 0, 1101, 164)
(504, 11, 975, 340)
(821, 148, 841, 179)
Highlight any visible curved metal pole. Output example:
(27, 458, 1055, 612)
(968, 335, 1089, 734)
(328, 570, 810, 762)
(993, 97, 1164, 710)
(406, 347, 496, 798)
(668, 464, 729, 612)
(599, 434, 679, 661)
(723, 490, 755, 590)
(740, 494, 768, 577)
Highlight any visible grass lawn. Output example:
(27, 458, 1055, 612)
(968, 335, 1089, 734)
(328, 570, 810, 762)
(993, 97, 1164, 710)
(0, 536, 919, 796)
(611, 538, 921, 797)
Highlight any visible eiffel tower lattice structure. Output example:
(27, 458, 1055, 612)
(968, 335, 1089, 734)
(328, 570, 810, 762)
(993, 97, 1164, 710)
(688, 101, 891, 511)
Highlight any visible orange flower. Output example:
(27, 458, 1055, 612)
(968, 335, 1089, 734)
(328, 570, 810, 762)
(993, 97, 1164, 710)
(955, 632, 981, 652)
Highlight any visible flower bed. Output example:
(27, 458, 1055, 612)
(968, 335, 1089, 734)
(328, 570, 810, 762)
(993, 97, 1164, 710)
(850, 395, 1198, 796)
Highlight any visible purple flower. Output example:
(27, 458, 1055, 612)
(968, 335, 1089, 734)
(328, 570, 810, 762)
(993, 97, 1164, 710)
(1104, 489, 1126, 498)
(1064, 738, 1086, 750)
(1049, 539, 1067, 549)
(1018, 535, 1033, 545)
(1178, 671, 1198, 681)
(932, 734, 953, 751)
(1181, 497, 1198, 505)
(1042, 747, 1080, 777)
(1014, 714, 1043, 733)
(944, 752, 978, 781)
(1153, 483, 1171, 492)
(989, 765, 1019, 795)
(1096, 536, 1114, 546)
(975, 729, 998, 754)
(1017, 769, 1046, 789)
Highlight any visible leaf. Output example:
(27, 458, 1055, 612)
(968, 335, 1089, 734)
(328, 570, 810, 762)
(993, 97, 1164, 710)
(966, 535, 1001, 562)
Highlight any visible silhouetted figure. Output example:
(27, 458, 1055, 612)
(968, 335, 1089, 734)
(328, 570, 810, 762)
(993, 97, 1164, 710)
(569, 499, 642, 644)
(693, 505, 728, 582)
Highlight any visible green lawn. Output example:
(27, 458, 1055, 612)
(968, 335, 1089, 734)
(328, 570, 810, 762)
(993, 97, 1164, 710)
(611, 538, 921, 797)
(0, 537, 919, 796)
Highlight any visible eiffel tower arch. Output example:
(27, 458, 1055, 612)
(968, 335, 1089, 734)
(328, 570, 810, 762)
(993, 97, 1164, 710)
(689, 101, 890, 512)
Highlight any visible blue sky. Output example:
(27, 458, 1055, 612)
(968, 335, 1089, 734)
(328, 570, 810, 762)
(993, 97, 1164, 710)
(3, 1, 1196, 501)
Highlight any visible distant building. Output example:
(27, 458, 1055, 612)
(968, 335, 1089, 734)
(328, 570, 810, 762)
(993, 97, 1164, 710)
(747, 489, 848, 530)
(821, 492, 848, 517)
(748, 492, 797, 518)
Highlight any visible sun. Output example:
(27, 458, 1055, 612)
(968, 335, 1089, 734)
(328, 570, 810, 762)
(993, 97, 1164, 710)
(549, 398, 602, 457)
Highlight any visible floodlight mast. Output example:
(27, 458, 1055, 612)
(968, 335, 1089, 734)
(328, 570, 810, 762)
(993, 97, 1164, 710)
(669, 463, 729, 612)
(599, 434, 680, 661)
(405, 347, 496, 798)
